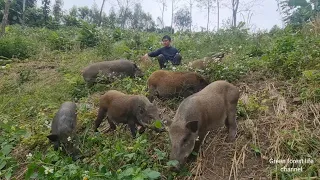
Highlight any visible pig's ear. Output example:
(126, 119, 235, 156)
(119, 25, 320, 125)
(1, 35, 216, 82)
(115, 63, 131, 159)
(186, 121, 198, 133)
(47, 134, 59, 141)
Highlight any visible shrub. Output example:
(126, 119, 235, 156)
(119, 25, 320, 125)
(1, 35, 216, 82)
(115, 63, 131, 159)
(78, 22, 99, 49)
(0, 34, 35, 59)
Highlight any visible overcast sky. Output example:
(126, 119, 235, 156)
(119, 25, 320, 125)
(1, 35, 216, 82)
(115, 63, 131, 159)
(38, 0, 284, 32)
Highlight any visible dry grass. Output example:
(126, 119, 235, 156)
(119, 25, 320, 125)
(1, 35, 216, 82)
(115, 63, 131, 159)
(180, 71, 320, 179)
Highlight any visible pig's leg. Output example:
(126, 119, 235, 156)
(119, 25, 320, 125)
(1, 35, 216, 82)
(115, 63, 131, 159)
(94, 108, 107, 132)
(128, 119, 137, 138)
(147, 86, 158, 103)
(226, 104, 237, 142)
(188, 132, 205, 162)
(106, 117, 116, 133)
(134, 118, 146, 134)
(193, 131, 205, 155)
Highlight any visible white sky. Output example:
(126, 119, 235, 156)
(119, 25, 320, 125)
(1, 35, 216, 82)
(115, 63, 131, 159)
(38, 0, 284, 32)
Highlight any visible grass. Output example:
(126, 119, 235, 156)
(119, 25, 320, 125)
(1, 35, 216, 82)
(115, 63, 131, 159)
(0, 23, 320, 179)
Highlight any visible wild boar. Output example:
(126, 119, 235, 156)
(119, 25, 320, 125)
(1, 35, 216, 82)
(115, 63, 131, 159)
(188, 54, 224, 70)
(188, 59, 210, 70)
(94, 90, 163, 137)
(168, 80, 240, 171)
(82, 59, 144, 86)
(146, 70, 209, 101)
(47, 102, 80, 159)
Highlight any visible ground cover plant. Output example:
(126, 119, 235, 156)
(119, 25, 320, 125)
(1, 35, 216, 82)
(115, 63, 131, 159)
(0, 4, 320, 179)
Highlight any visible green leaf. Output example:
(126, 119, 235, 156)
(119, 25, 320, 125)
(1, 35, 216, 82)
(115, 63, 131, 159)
(142, 168, 161, 179)
(166, 160, 179, 167)
(2, 145, 13, 156)
(66, 164, 79, 176)
(124, 153, 136, 160)
(122, 167, 134, 177)
(5, 171, 12, 180)
(153, 120, 162, 129)
(0, 161, 6, 170)
(133, 175, 145, 180)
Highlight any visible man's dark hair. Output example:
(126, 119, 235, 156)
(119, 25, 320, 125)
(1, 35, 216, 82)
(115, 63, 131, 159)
(162, 35, 171, 41)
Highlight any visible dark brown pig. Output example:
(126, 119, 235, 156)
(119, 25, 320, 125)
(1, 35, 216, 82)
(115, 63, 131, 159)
(146, 70, 209, 101)
(47, 102, 80, 159)
(82, 59, 144, 86)
(94, 90, 163, 137)
(167, 80, 240, 171)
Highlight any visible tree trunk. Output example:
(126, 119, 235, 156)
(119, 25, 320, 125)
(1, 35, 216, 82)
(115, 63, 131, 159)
(207, 1, 209, 32)
(162, 3, 165, 29)
(232, 0, 239, 27)
(217, 0, 219, 31)
(122, 8, 128, 29)
(190, 0, 192, 31)
(99, 0, 106, 26)
(171, 0, 173, 34)
(22, 0, 26, 27)
(1, 0, 12, 37)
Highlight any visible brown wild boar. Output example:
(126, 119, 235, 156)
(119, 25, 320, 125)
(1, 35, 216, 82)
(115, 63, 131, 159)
(82, 59, 144, 86)
(94, 90, 163, 137)
(168, 80, 240, 171)
(188, 54, 224, 70)
(188, 59, 210, 70)
(147, 70, 209, 101)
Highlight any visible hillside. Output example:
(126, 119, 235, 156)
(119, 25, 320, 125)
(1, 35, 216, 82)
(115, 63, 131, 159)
(0, 23, 319, 180)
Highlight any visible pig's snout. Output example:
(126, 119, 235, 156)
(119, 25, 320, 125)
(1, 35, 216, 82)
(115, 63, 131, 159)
(170, 163, 181, 172)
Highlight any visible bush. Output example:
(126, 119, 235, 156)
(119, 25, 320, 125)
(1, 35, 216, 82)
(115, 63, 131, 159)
(0, 34, 35, 59)
(78, 22, 99, 49)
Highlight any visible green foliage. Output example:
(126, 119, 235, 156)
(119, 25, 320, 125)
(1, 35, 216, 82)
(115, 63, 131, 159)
(265, 27, 320, 80)
(78, 22, 99, 49)
(0, 34, 35, 59)
(1, 20, 320, 179)
(47, 30, 78, 51)
(279, 0, 320, 28)
(174, 7, 192, 32)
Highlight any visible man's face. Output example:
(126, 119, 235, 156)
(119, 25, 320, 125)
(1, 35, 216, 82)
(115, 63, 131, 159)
(162, 39, 171, 47)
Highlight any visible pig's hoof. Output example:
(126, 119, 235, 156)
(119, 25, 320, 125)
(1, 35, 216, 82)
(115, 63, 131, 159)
(226, 136, 236, 143)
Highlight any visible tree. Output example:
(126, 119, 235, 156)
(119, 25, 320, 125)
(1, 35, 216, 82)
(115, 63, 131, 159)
(25, 7, 44, 27)
(132, 3, 143, 30)
(170, 0, 180, 33)
(63, 6, 79, 26)
(89, 2, 100, 25)
(78, 6, 90, 21)
(196, 0, 214, 32)
(174, 7, 192, 31)
(42, 0, 51, 25)
(0, 0, 37, 25)
(116, 0, 138, 28)
(156, 0, 167, 29)
(99, 0, 107, 26)
(231, 0, 239, 27)
(131, 3, 156, 31)
(217, 0, 220, 30)
(22, 0, 26, 26)
(53, 0, 63, 23)
(278, 0, 320, 28)
(104, 7, 117, 28)
(185, 0, 196, 31)
(1, 0, 11, 37)
(223, 0, 262, 27)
